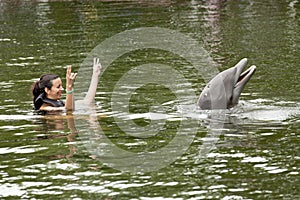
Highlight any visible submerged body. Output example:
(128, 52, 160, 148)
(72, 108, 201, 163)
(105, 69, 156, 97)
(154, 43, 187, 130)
(197, 58, 256, 110)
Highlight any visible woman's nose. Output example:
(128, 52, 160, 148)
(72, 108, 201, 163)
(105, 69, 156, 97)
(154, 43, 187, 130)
(60, 86, 64, 91)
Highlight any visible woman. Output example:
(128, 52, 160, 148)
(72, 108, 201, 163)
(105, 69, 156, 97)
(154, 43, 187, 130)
(32, 58, 101, 112)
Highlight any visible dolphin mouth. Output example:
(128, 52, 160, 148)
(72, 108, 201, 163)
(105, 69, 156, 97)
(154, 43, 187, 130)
(235, 65, 256, 87)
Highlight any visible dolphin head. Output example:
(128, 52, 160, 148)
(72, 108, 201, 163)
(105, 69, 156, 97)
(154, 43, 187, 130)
(197, 58, 256, 110)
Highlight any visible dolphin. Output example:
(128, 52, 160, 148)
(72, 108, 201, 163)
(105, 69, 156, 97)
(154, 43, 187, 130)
(197, 58, 256, 110)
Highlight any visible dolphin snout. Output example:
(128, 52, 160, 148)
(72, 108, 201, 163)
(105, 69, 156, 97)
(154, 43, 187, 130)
(235, 65, 256, 87)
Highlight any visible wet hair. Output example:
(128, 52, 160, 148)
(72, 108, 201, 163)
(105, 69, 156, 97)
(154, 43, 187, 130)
(32, 74, 59, 110)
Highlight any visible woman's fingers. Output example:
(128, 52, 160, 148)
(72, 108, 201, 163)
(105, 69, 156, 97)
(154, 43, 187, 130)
(70, 72, 77, 79)
(68, 72, 77, 80)
(92, 57, 102, 76)
(66, 65, 77, 80)
(93, 57, 100, 66)
(66, 65, 70, 75)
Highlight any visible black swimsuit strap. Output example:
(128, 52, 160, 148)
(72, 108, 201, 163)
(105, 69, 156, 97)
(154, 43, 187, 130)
(43, 98, 65, 108)
(34, 93, 64, 110)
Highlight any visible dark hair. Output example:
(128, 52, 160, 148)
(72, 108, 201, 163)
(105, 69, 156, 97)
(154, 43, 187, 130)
(32, 74, 59, 110)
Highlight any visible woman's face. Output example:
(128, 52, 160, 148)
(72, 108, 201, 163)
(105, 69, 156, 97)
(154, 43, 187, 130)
(45, 78, 64, 100)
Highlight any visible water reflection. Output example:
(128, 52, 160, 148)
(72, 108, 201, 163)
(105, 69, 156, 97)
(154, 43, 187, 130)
(32, 113, 77, 160)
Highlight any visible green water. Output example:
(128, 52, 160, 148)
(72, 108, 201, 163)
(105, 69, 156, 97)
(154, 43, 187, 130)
(0, 0, 299, 199)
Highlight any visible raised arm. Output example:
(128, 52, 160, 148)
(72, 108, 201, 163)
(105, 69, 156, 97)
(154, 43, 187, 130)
(83, 58, 102, 104)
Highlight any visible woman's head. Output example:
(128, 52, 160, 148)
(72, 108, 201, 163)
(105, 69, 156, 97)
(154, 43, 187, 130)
(32, 74, 64, 109)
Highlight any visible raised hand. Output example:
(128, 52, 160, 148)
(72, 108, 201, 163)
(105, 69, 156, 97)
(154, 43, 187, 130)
(66, 65, 77, 91)
(93, 57, 102, 77)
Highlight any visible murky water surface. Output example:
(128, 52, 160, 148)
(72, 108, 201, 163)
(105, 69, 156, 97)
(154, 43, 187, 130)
(0, 0, 299, 199)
